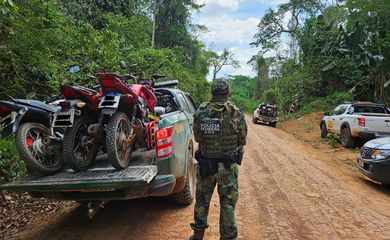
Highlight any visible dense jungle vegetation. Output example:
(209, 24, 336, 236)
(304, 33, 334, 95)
(0, 0, 211, 104)
(230, 0, 390, 116)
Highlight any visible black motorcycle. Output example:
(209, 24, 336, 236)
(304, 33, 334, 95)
(0, 97, 63, 175)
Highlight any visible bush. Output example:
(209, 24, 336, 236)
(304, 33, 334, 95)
(0, 139, 26, 184)
(327, 134, 341, 148)
(287, 91, 351, 119)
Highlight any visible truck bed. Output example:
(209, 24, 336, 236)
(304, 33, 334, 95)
(1, 149, 158, 192)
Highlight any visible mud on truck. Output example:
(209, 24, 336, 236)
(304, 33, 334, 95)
(0, 81, 198, 218)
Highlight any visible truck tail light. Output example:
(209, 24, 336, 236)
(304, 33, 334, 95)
(357, 117, 366, 127)
(156, 126, 173, 158)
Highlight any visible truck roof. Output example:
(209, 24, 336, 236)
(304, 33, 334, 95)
(344, 102, 387, 107)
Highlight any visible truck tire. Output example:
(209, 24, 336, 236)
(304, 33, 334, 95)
(15, 122, 63, 175)
(269, 122, 277, 128)
(172, 143, 196, 205)
(63, 116, 99, 171)
(106, 112, 133, 170)
(252, 117, 257, 124)
(321, 123, 328, 138)
(341, 127, 356, 148)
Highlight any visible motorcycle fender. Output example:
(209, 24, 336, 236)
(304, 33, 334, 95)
(1, 108, 28, 138)
(101, 107, 118, 115)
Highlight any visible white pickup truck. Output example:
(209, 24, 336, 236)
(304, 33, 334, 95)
(320, 102, 390, 148)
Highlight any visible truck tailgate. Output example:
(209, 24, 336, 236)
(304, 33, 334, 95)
(362, 114, 390, 133)
(1, 166, 157, 192)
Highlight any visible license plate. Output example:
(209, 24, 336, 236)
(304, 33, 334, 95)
(358, 160, 365, 168)
(53, 110, 78, 127)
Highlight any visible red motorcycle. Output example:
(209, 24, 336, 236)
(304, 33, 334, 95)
(52, 66, 102, 171)
(91, 62, 163, 170)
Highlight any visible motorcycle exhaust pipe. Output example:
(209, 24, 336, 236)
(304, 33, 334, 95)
(131, 119, 146, 146)
(87, 124, 106, 143)
(42, 136, 62, 146)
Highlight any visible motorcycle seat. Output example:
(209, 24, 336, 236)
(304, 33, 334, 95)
(15, 99, 60, 113)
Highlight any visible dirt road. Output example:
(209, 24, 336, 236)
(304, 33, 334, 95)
(18, 118, 390, 240)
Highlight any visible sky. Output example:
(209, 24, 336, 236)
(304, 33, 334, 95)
(192, 0, 288, 79)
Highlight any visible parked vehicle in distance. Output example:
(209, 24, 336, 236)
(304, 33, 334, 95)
(252, 103, 279, 127)
(320, 102, 390, 148)
(0, 97, 63, 175)
(357, 137, 390, 185)
(0, 81, 197, 217)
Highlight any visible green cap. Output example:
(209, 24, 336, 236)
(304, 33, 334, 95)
(211, 79, 230, 96)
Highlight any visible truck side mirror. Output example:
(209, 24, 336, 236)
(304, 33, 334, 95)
(324, 112, 329, 116)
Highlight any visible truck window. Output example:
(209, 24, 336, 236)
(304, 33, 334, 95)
(176, 93, 191, 113)
(184, 94, 196, 114)
(330, 105, 347, 116)
(353, 106, 386, 114)
(336, 106, 348, 115)
(155, 89, 180, 110)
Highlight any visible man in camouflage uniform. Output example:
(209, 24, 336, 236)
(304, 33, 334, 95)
(190, 79, 247, 240)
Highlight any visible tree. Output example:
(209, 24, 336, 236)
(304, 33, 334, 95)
(248, 55, 270, 99)
(210, 49, 239, 81)
(251, 0, 338, 58)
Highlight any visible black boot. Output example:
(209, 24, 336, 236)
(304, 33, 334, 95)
(189, 230, 205, 240)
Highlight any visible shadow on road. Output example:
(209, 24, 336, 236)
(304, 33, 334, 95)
(357, 176, 390, 195)
(25, 197, 188, 240)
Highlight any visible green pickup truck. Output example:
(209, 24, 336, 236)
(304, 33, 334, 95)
(1, 84, 197, 214)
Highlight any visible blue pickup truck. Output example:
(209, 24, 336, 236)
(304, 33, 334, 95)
(1, 83, 197, 214)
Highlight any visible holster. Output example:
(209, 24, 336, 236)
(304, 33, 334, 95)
(195, 150, 219, 178)
(222, 150, 243, 169)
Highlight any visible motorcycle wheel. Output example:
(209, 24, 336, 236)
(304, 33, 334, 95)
(106, 112, 133, 170)
(63, 116, 99, 171)
(15, 122, 63, 175)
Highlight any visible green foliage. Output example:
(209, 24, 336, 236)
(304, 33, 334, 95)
(0, 0, 210, 103)
(228, 75, 259, 113)
(125, 48, 210, 104)
(327, 133, 341, 148)
(0, 139, 26, 184)
(287, 92, 351, 119)
(253, 0, 390, 118)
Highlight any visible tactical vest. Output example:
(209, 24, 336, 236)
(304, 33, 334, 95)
(197, 103, 238, 159)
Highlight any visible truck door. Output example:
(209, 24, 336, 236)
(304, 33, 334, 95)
(333, 105, 349, 134)
(326, 106, 340, 133)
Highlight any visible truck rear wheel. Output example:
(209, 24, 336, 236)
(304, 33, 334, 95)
(106, 112, 133, 170)
(15, 122, 63, 175)
(341, 127, 356, 148)
(172, 143, 195, 205)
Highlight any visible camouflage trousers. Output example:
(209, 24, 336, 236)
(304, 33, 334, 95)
(190, 163, 239, 240)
